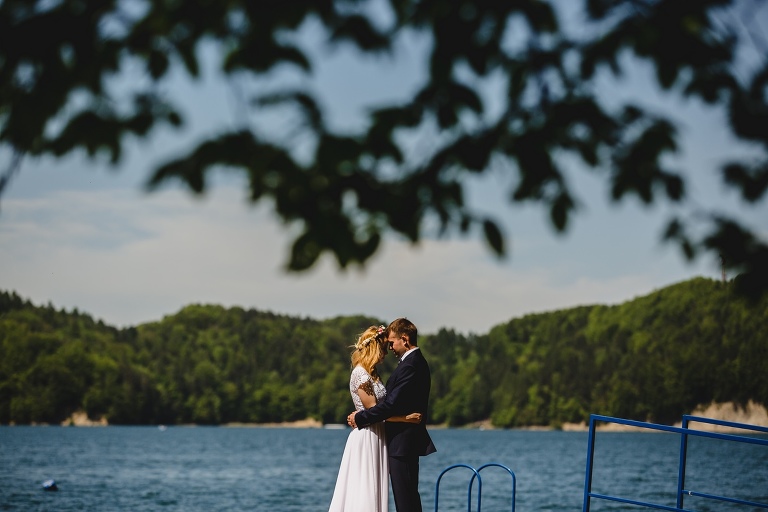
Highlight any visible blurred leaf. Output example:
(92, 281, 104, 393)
(330, 14, 391, 51)
(223, 40, 311, 73)
(288, 232, 322, 271)
(662, 217, 696, 260)
(315, 135, 363, 171)
(415, 81, 483, 129)
(703, 217, 768, 301)
(550, 191, 574, 232)
(448, 130, 498, 171)
(723, 161, 768, 203)
(611, 119, 679, 203)
(728, 64, 768, 143)
(147, 131, 263, 193)
(255, 90, 325, 132)
(148, 49, 170, 79)
(662, 172, 684, 201)
(483, 218, 504, 256)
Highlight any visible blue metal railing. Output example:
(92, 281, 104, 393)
(677, 415, 768, 510)
(582, 414, 768, 512)
(434, 462, 516, 512)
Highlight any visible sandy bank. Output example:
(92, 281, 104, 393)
(560, 400, 768, 432)
(55, 402, 767, 431)
(223, 418, 324, 428)
(61, 411, 108, 427)
(674, 400, 768, 432)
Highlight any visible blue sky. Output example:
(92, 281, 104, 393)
(1, 7, 766, 335)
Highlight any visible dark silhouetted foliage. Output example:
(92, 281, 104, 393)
(0, 1, 766, 299)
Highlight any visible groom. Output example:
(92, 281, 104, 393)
(348, 317, 437, 512)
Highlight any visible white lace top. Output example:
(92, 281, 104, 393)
(349, 365, 386, 412)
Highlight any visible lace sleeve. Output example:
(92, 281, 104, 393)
(350, 366, 371, 393)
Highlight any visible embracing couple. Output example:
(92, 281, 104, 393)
(328, 318, 437, 512)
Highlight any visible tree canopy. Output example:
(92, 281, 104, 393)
(1, 0, 766, 295)
(1, 278, 766, 427)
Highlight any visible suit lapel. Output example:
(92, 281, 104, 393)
(387, 349, 421, 391)
(386, 359, 404, 391)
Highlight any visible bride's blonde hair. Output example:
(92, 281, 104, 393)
(350, 325, 386, 380)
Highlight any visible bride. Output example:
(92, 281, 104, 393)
(328, 325, 421, 512)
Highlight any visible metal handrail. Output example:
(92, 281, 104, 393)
(435, 464, 481, 512)
(434, 462, 516, 512)
(468, 463, 517, 512)
(677, 415, 768, 509)
(582, 414, 768, 512)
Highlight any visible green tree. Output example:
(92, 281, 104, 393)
(1, 281, 766, 426)
(1, 1, 765, 297)
(432, 352, 489, 426)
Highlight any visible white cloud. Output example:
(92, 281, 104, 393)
(0, 183, 720, 335)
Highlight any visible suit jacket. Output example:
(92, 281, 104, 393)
(355, 348, 437, 457)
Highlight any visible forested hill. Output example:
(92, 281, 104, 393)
(1, 277, 766, 427)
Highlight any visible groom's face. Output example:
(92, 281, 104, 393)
(387, 333, 408, 358)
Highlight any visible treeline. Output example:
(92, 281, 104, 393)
(1, 278, 766, 427)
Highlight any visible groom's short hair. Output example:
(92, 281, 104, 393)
(388, 318, 418, 346)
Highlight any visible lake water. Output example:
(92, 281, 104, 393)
(1, 426, 766, 511)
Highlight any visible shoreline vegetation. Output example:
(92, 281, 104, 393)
(2, 278, 766, 428)
(34, 400, 768, 432)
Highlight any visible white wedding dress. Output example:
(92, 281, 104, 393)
(328, 365, 389, 512)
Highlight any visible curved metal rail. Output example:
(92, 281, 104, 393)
(434, 462, 516, 512)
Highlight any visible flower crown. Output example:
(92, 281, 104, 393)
(355, 325, 386, 350)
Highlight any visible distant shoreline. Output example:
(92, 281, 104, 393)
(508, 401, 768, 433)
(8, 401, 765, 431)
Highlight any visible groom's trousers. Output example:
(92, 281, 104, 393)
(389, 455, 422, 512)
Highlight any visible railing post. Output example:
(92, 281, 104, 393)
(676, 415, 690, 509)
(582, 415, 597, 512)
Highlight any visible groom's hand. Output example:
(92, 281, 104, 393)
(347, 412, 357, 428)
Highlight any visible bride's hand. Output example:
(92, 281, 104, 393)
(405, 413, 422, 423)
(386, 412, 422, 424)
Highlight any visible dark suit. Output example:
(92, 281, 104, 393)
(354, 348, 437, 512)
